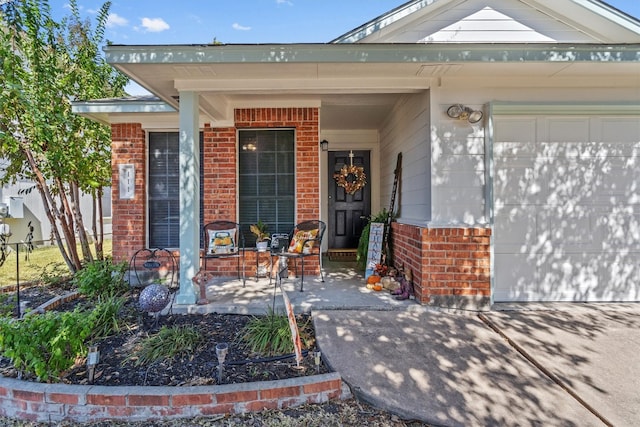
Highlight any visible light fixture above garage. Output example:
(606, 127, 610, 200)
(446, 104, 483, 124)
(320, 139, 329, 151)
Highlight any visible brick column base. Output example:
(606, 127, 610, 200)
(391, 223, 492, 311)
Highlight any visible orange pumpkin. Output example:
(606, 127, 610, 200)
(372, 284, 383, 291)
(366, 275, 381, 285)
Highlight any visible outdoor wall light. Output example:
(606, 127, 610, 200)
(320, 139, 329, 151)
(446, 104, 484, 124)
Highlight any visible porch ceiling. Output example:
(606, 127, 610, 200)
(105, 43, 640, 128)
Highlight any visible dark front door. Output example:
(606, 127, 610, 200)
(328, 151, 371, 249)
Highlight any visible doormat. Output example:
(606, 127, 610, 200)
(327, 249, 358, 262)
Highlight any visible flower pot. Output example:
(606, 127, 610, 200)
(256, 241, 268, 252)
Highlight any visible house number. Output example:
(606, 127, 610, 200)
(119, 164, 135, 200)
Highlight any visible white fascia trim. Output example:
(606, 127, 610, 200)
(104, 44, 640, 65)
(330, 0, 437, 44)
(72, 100, 176, 114)
(491, 101, 640, 115)
(574, 0, 640, 35)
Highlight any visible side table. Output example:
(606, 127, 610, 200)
(253, 248, 273, 282)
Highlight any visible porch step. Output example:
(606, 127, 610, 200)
(327, 249, 358, 262)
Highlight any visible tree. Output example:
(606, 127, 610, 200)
(0, 0, 128, 272)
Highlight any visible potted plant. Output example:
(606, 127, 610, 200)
(250, 220, 270, 251)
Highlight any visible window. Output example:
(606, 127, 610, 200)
(238, 130, 295, 245)
(148, 132, 203, 248)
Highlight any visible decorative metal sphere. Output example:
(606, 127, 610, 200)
(139, 284, 170, 314)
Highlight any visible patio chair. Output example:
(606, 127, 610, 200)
(202, 221, 246, 286)
(273, 220, 326, 292)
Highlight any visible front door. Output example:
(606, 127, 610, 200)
(328, 151, 371, 249)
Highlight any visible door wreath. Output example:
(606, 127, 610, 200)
(334, 164, 367, 195)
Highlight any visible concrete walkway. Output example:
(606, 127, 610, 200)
(174, 260, 639, 426)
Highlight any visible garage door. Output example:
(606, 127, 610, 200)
(493, 115, 640, 302)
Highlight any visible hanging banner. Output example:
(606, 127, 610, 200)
(365, 222, 384, 279)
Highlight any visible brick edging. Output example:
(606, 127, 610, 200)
(0, 372, 343, 423)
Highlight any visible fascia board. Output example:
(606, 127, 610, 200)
(72, 100, 176, 114)
(331, 0, 437, 44)
(104, 43, 640, 65)
(573, 0, 640, 35)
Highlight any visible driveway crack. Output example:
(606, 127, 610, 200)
(477, 313, 612, 427)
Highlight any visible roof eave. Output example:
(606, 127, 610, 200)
(104, 43, 640, 65)
(72, 98, 176, 124)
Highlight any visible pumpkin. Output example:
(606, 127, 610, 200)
(372, 284, 383, 291)
(366, 275, 381, 285)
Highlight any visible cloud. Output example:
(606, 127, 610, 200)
(140, 17, 170, 33)
(106, 13, 129, 28)
(276, 0, 294, 5)
(232, 23, 251, 31)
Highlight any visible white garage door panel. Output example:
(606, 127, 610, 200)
(539, 207, 599, 251)
(539, 252, 640, 301)
(494, 115, 640, 302)
(494, 254, 539, 301)
(494, 206, 538, 253)
(600, 118, 640, 143)
(493, 160, 543, 205)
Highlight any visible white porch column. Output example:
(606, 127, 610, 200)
(176, 91, 200, 304)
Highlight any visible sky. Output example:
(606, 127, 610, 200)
(46, 0, 640, 94)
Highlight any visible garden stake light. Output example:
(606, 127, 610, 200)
(313, 351, 322, 374)
(215, 342, 228, 383)
(87, 346, 100, 383)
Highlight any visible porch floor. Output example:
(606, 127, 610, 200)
(172, 257, 419, 315)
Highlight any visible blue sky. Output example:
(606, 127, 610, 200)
(53, 0, 640, 45)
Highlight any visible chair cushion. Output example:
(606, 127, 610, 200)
(207, 228, 237, 254)
(288, 228, 319, 254)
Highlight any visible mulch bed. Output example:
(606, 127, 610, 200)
(0, 293, 329, 386)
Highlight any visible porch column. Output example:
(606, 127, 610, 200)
(176, 90, 200, 304)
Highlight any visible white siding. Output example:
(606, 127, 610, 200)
(0, 182, 111, 245)
(368, 0, 599, 43)
(431, 104, 487, 225)
(379, 92, 431, 224)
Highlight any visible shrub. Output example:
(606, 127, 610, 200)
(0, 308, 93, 381)
(130, 325, 205, 366)
(0, 293, 13, 318)
(74, 258, 128, 298)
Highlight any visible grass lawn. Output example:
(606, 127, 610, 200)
(0, 239, 112, 287)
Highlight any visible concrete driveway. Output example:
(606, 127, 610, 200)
(313, 304, 640, 427)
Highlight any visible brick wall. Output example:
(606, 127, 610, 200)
(228, 108, 321, 276)
(111, 124, 146, 263)
(391, 223, 492, 310)
(110, 108, 321, 276)
(0, 373, 343, 423)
